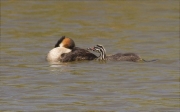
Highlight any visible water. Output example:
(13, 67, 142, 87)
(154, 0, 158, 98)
(1, 1, 179, 111)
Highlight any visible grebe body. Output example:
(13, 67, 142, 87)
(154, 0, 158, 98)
(106, 53, 141, 62)
(47, 36, 97, 62)
(60, 47, 98, 62)
(88, 44, 142, 62)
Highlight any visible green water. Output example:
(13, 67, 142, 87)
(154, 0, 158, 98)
(1, 1, 179, 112)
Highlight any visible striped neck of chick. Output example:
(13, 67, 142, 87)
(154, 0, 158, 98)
(88, 44, 107, 60)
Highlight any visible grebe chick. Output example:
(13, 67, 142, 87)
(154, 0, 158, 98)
(47, 36, 97, 62)
(88, 44, 143, 62)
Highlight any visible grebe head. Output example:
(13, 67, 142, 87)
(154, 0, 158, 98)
(54, 36, 75, 49)
(87, 44, 106, 60)
(47, 36, 75, 62)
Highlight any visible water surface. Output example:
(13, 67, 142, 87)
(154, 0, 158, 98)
(1, 1, 179, 112)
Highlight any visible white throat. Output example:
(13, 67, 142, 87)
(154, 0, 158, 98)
(47, 47, 71, 62)
(59, 43, 64, 48)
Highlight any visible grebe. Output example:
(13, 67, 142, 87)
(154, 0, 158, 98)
(47, 36, 97, 62)
(88, 44, 157, 62)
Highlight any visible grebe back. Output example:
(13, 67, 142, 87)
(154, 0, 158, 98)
(88, 44, 149, 62)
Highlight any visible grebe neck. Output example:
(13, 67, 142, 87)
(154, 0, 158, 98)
(97, 49, 106, 60)
(95, 45, 106, 60)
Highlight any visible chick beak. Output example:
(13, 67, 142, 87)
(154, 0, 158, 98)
(87, 47, 94, 51)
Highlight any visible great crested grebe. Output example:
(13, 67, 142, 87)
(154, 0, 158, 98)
(47, 36, 97, 62)
(88, 44, 157, 62)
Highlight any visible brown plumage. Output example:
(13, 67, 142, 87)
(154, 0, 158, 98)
(60, 47, 97, 62)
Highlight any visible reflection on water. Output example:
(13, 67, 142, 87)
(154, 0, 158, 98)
(1, 0, 179, 111)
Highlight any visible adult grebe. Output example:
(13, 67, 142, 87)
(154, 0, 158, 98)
(88, 44, 157, 62)
(47, 36, 97, 62)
